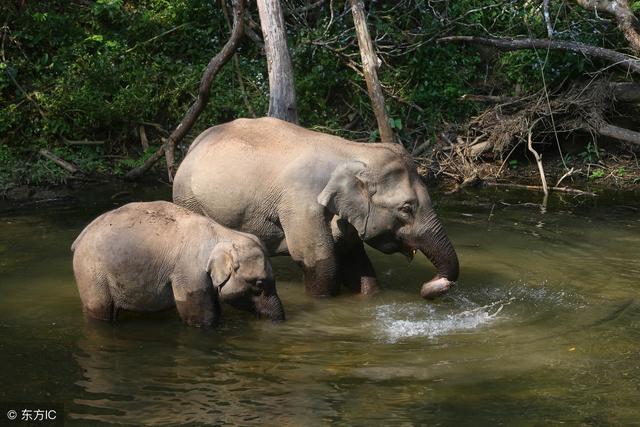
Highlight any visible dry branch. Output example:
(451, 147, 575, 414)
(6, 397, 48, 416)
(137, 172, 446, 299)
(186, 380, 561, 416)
(62, 137, 104, 146)
(125, 0, 245, 181)
(527, 124, 549, 197)
(460, 94, 517, 104)
(432, 78, 640, 185)
(39, 149, 80, 174)
(463, 82, 640, 105)
(484, 181, 596, 196)
(611, 82, 640, 102)
(597, 123, 640, 145)
(438, 36, 640, 74)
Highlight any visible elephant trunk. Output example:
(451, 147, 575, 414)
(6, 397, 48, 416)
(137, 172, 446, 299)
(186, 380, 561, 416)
(415, 211, 459, 299)
(254, 291, 286, 322)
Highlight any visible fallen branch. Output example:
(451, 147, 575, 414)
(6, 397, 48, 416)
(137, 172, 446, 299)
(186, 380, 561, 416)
(463, 82, 640, 105)
(483, 181, 596, 196)
(412, 140, 431, 156)
(125, 0, 245, 181)
(555, 167, 581, 187)
(611, 82, 640, 102)
(597, 123, 640, 146)
(469, 140, 494, 157)
(460, 94, 517, 104)
(438, 36, 640, 74)
(39, 149, 80, 174)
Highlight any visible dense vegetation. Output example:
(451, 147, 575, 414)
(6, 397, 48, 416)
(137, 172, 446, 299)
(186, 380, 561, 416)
(1, 0, 638, 188)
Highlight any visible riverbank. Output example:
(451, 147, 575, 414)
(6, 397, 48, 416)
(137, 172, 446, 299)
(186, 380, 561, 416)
(2, 153, 638, 205)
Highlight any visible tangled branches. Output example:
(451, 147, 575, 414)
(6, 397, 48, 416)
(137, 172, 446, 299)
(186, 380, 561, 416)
(430, 79, 640, 185)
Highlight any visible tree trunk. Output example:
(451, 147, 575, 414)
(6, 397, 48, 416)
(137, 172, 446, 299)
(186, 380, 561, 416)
(349, 0, 394, 143)
(574, 0, 640, 54)
(256, 0, 298, 124)
(125, 0, 245, 181)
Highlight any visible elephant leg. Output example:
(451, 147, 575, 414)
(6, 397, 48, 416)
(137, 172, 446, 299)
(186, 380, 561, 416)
(84, 297, 118, 322)
(173, 284, 220, 327)
(300, 257, 340, 297)
(75, 268, 119, 322)
(338, 240, 379, 295)
(281, 208, 340, 297)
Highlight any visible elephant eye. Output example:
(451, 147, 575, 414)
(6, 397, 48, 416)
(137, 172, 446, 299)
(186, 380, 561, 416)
(399, 203, 413, 217)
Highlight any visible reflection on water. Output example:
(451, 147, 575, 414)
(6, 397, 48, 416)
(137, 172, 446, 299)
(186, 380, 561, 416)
(1, 185, 639, 424)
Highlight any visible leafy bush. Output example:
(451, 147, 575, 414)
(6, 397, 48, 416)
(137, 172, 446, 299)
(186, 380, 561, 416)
(0, 0, 634, 185)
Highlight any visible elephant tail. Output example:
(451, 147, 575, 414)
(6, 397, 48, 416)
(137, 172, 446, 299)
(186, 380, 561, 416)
(71, 229, 87, 252)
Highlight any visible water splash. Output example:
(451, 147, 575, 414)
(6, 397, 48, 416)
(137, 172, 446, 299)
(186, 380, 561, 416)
(374, 299, 511, 343)
(466, 280, 586, 310)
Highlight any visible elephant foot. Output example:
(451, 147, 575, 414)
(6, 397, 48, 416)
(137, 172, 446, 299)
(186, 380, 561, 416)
(83, 302, 119, 322)
(421, 277, 454, 299)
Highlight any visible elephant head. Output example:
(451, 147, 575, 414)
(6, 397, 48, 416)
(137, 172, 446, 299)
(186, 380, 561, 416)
(317, 145, 459, 299)
(207, 239, 285, 321)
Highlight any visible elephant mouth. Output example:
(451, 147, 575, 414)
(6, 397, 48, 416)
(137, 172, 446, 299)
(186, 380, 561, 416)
(401, 243, 417, 262)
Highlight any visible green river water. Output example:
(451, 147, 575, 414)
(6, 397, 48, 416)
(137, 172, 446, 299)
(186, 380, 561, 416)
(0, 184, 638, 425)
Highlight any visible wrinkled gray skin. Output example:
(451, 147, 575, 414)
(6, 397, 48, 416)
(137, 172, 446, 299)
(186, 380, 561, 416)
(71, 201, 285, 326)
(173, 118, 459, 299)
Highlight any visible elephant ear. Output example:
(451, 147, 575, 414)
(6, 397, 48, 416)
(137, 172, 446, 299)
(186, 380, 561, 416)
(206, 241, 240, 288)
(317, 161, 376, 239)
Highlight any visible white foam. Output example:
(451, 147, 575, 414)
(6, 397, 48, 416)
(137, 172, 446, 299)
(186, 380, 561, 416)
(375, 300, 509, 343)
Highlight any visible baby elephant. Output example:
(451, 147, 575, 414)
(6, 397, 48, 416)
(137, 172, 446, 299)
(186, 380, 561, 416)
(71, 201, 285, 326)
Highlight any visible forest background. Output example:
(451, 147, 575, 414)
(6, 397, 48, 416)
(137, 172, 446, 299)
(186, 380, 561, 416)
(1, 0, 639, 192)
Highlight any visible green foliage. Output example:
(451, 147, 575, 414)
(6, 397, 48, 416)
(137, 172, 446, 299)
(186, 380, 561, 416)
(0, 0, 634, 186)
(0, 0, 267, 185)
(578, 142, 606, 164)
(589, 168, 605, 180)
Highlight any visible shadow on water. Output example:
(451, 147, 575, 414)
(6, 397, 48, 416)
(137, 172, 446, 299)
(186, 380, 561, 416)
(1, 184, 639, 424)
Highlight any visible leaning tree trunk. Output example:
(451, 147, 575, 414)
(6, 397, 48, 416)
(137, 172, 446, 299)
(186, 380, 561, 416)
(256, 0, 298, 124)
(125, 0, 245, 181)
(349, 0, 394, 144)
(574, 0, 640, 55)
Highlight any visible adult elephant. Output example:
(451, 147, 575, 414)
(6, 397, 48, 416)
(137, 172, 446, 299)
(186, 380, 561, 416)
(173, 118, 459, 299)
